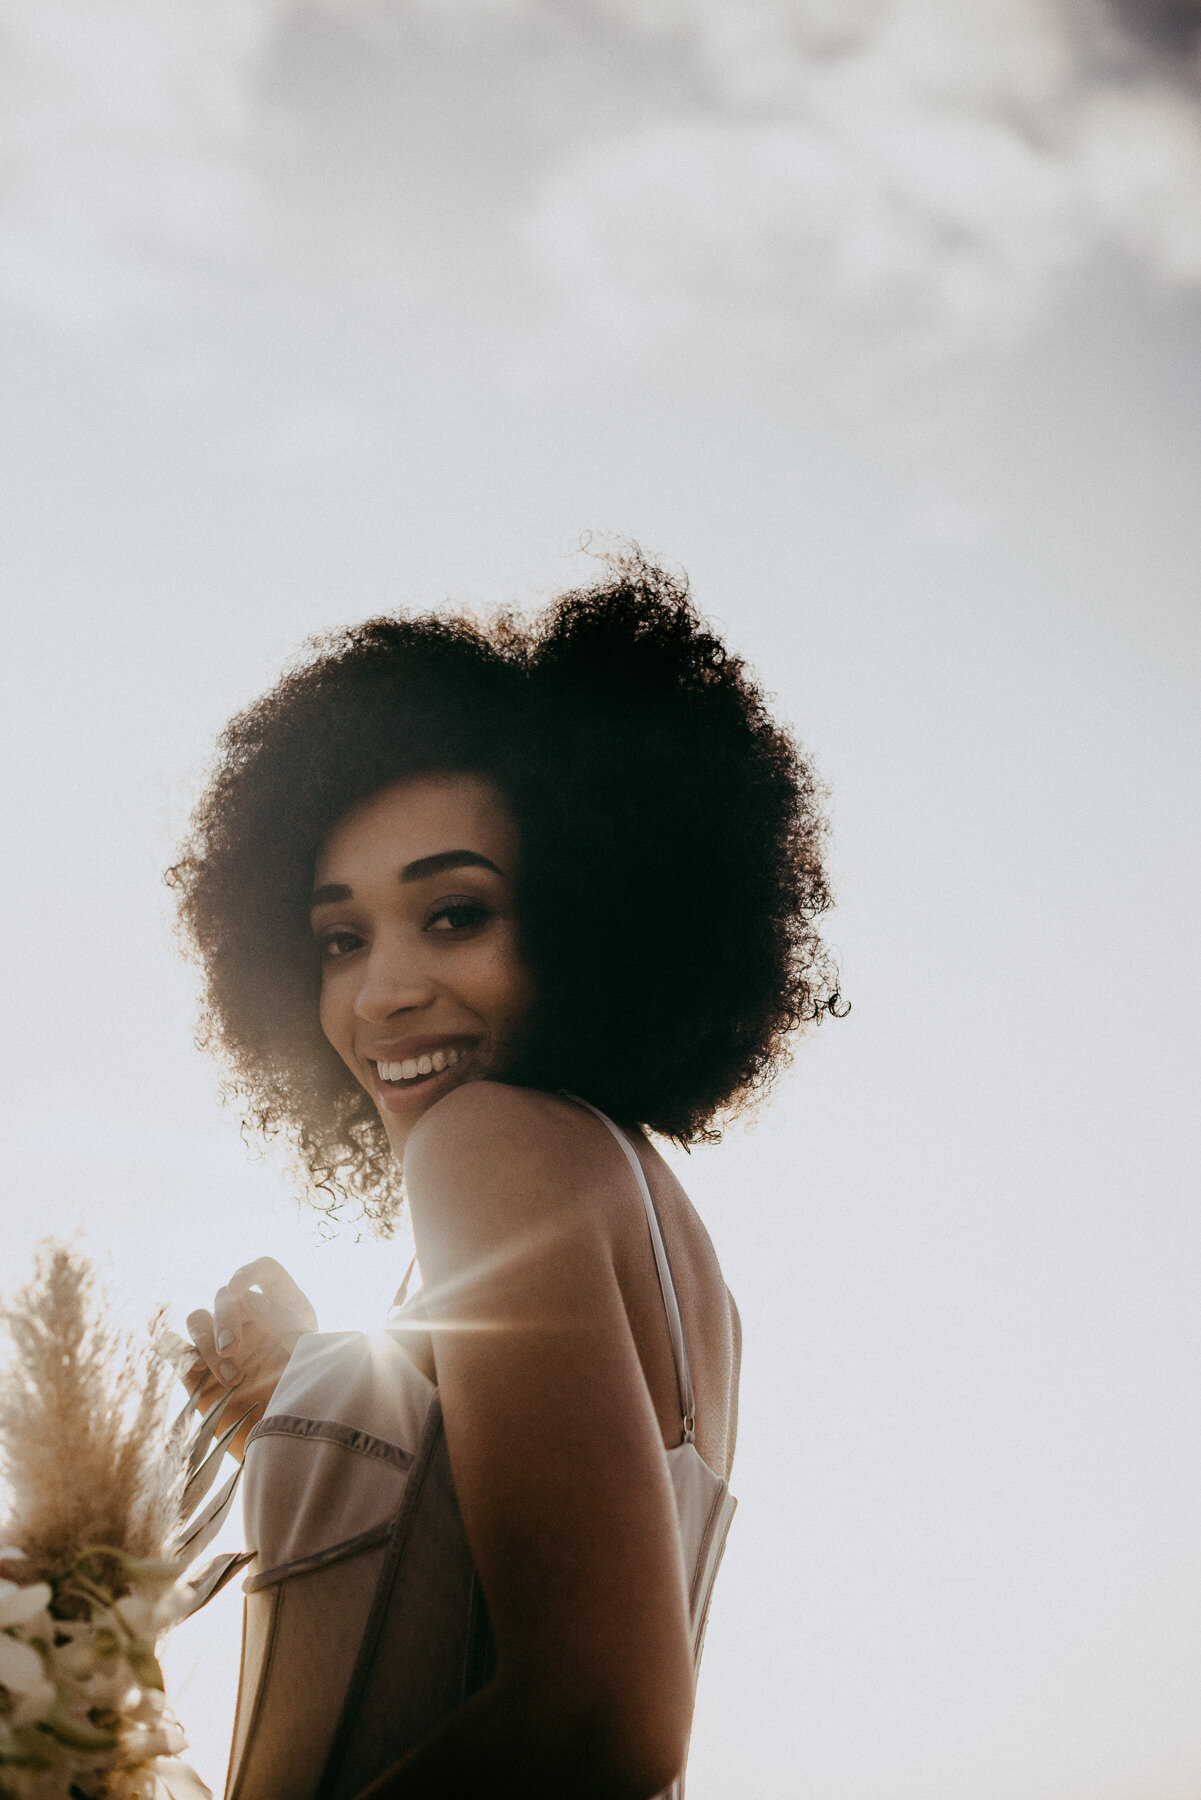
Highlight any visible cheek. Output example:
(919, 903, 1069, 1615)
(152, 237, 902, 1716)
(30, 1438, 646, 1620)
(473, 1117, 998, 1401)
(488, 930, 536, 1027)
(318, 974, 353, 1062)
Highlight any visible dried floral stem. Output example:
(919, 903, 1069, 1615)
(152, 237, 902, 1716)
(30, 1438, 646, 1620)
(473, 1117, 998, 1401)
(0, 1247, 183, 1586)
(0, 1245, 238, 1800)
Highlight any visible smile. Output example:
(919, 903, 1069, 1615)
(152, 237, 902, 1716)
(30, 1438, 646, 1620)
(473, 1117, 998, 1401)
(372, 1045, 464, 1086)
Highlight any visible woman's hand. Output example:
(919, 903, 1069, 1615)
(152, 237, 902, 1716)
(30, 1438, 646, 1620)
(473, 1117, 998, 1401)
(183, 1257, 318, 1463)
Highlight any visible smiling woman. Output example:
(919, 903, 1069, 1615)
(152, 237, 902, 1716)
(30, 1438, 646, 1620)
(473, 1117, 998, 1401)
(169, 552, 839, 1230)
(311, 776, 534, 1140)
(166, 551, 841, 1800)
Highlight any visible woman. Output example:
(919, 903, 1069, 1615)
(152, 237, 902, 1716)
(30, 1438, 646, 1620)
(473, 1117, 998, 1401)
(171, 554, 840, 1800)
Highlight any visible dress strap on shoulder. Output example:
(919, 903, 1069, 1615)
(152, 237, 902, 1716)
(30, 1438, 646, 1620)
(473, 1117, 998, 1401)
(566, 1095, 697, 1446)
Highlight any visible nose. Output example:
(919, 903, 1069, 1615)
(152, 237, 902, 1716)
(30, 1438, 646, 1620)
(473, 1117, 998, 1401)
(351, 932, 437, 1024)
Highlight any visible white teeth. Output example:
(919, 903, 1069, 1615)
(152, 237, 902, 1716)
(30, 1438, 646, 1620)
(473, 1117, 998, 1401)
(375, 1047, 464, 1083)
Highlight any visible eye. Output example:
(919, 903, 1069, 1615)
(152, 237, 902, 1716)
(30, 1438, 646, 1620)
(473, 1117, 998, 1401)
(427, 899, 492, 933)
(318, 928, 363, 961)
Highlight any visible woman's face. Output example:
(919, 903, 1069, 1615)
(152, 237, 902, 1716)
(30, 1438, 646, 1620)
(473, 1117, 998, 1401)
(311, 772, 534, 1159)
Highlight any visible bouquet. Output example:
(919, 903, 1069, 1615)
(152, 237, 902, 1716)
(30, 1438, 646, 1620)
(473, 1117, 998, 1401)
(0, 1246, 253, 1800)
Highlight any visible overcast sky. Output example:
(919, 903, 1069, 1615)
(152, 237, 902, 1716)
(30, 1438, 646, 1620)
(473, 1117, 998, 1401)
(2, 6, 1201, 1798)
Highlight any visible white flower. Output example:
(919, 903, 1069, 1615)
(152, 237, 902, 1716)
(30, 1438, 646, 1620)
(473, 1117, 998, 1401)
(0, 1630, 49, 1695)
(153, 1758, 212, 1800)
(0, 1578, 52, 1628)
(0, 1622, 57, 1725)
(117, 1575, 188, 1638)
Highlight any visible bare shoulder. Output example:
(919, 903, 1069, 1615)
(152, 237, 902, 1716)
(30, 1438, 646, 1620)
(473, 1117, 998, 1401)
(408, 1077, 578, 1148)
(403, 1082, 617, 1249)
(405, 1080, 600, 1183)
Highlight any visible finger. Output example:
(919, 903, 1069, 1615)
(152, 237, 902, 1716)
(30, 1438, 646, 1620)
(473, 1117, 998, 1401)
(227, 1258, 318, 1332)
(187, 1307, 241, 1388)
(176, 1343, 216, 1402)
(227, 1258, 316, 1329)
(243, 1288, 308, 1355)
(212, 1285, 256, 1364)
(217, 1268, 307, 1362)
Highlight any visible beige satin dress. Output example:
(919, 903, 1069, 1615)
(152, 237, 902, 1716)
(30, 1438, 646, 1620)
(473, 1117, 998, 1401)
(228, 1102, 736, 1800)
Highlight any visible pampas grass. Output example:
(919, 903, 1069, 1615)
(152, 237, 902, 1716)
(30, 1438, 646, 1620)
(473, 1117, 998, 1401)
(0, 1246, 182, 1589)
(0, 1244, 248, 1800)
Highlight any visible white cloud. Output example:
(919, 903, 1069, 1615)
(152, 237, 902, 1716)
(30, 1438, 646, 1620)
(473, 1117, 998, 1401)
(524, 0, 1201, 353)
(0, 0, 1198, 357)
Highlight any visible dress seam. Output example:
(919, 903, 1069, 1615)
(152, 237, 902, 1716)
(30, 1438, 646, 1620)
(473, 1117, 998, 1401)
(687, 1484, 725, 1617)
(242, 1521, 394, 1593)
(246, 1412, 414, 1470)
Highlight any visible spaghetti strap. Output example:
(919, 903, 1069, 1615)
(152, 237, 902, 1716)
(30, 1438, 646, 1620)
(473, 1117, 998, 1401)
(566, 1096, 697, 1447)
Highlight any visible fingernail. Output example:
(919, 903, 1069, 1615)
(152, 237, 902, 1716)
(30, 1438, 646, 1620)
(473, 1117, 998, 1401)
(216, 1330, 236, 1352)
(219, 1360, 239, 1382)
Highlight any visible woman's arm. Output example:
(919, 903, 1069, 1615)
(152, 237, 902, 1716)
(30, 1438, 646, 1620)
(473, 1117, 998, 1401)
(360, 1082, 695, 1800)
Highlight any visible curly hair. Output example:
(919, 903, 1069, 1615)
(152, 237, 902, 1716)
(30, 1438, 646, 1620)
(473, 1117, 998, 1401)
(168, 553, 843, 1229)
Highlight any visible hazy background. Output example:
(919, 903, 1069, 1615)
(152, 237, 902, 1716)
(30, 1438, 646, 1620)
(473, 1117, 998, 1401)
(2, 3, 1200, 1796)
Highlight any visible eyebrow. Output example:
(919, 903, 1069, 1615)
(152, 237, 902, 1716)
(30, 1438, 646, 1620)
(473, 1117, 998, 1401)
(310, 849, 503, 911)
